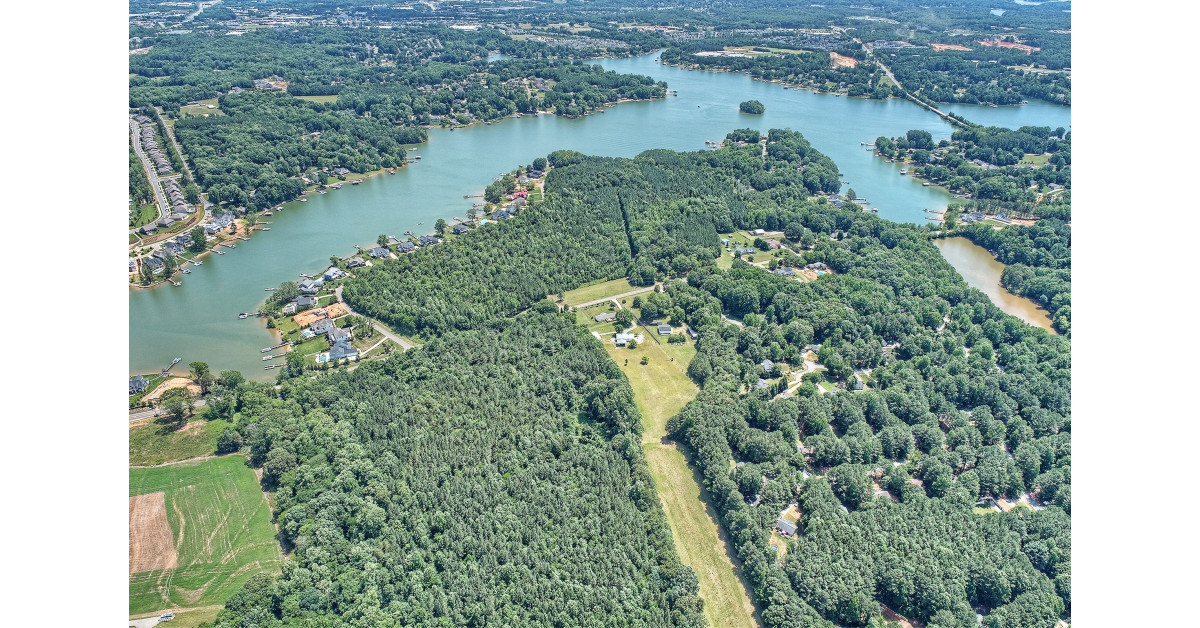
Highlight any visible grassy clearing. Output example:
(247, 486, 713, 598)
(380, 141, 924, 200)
(129, 418, 231, 467)
(1019, 152, 1052, 166)
(560, 277, 636, 306)
(129, 456, 283, 616)
(295, 94, 339, 104)
(131, 203, 159, 229)
(601, 338, 760, 628)
(179, 98, 223, 117)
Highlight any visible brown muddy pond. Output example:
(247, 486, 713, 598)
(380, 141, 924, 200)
(934, 237, 1058, 334)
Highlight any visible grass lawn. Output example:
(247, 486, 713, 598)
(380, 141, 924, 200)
(601, 337, 759, 628)
(129, 456, 283, 616)
(1018, 152, 1051, 166)
(129, 418, 231, 467)
(130, 605, 223, 628)
(560, 277, 636, 306)
(295, 94, 339, 104)
(131, 203, 159, 229)
(179, 98, 222, 117)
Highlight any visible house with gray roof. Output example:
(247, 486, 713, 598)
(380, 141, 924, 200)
(327, 327, 351, 344)
(396, 241, 416, 253)
(419, 235, 440, 247)
(614, 333, 635, 346)
(323, 267, 347, 282)
(298, 279, 324, 294)
(295, 296, 317, 309)
(452, 223, 470, 235)
(310, 318, 334, 334)
(129, 375, 149, 395)
(369, 246, 391, 259)
(328, 340, 359, 362)
(657, 323, 672, 335)
(594, 312, 616, 323)
(346, 257, 366, 268)
(776, 518, 798, 536)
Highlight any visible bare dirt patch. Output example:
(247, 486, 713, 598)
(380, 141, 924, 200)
(144, 377, 201, 402)
(830, 52, 858, 68)
(930, 43, 973, 52)
(130, 492, 177, 574)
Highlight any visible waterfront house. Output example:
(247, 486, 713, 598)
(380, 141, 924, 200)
(129, 258, 136, 272)
(452, 224, 470, 235)
(419, 235, 440, 247)
(282, 302, 297, 315)
(175, 234, 194, 248)
(295, 296, 317, 309)
(368, 246, 391, 259)
(299, 279, 323, 294)
(594, 312, 616, 323)
(145, 256, 165, 272)
(204, 223, 222, 235)
(490, 209, 511, 220)
(162, 241, 185, 256)
(333, 167, 351, 176)
(614, 333, 635, 346)
(129, 375, 148, 395)
(346, 256, 366, 268)
(323, 267, 347, 282)
(396, 241, 416, 253)
(657, 323, 672, 335)
(310, 318, 334, 334)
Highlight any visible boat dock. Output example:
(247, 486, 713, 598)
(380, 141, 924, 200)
(261, 341, 290, 353)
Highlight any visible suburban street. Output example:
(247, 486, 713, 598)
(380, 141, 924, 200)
(129, 116, 168, 229)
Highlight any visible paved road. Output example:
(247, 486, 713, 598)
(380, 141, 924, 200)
(130, 116, 168, 229)
(129, 399, 206, 423)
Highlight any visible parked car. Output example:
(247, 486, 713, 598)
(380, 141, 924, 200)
(159, 612, 175, 621)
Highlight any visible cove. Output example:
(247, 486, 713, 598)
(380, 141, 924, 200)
(129, 51, 1069, 379)
(934, 237, 1058, 333)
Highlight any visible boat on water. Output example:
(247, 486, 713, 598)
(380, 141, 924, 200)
(171, 357, 181, 366)
(265, 287, 275, 291)
(413, 155, 421, 160)
(239, 313, 249, 319)
(320, 190, 327, 194)
(262, 227, 270, 231)
(352, 180, 360, 185)
(182, 269, 191, 274)
(923, 182, 931, 186)
(192, 260, 201, 266)
(227, 243, 236, 248)
(900, 169, 908, 175)
(300, 198, 307, 202)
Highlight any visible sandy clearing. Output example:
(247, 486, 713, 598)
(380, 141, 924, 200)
(130, 492, 177, 574)
(144, 378, 201, 402)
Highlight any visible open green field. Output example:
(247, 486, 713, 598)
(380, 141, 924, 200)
(602, 336, 759, 628)
(131, 203, 159, 229)
(179, 98, 222, 117)
(1019, 152, 1052, 166)
(129, 418, 231, 467)
(129, 456, 283, 616)
(296, 94, 339, 104)
(560, 277, 636, 306)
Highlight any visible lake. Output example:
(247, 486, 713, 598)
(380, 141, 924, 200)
(130, 52, 1069, 379)
(934, 237, 1058, 333)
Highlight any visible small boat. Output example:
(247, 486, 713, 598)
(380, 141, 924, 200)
(171, 357, 181, 366)
(352, 180, 360, 185)
(265, 287, 275, 291)
(320, 190, 327, 194)
(182, 269, 191, 274)
(413, 155, 421, 160)
(900, 169, 908, 174)
(922, 182, 931, 186)
(300, 198, 307, 202)
(239, 313, 249, 319)
(262, 211, 272, 216)
(227, 243, 236, 248)
(262, 227, 270, 231)
(192, 260, 201, 266)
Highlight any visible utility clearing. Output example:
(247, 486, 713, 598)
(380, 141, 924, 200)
(604, 335, 760, 628)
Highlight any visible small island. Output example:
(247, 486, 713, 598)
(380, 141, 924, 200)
(739, 99, 765, 114)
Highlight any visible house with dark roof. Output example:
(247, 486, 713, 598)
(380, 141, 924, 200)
(145, 256, 165, 272)
(756, 378, 769, 390)
(773, 267, 795, 277)
(761, 359, 775, 372)
(851, 375, 865, 391)
(419, 235, 440, 247)
(687, 326, 700, 340)
(776, 518, 798, 536)
(657, 323, 672, 335)
(161, 241, 185, 256)
(452, 223, 470, 235)
(346, 257, 366, 268)
(129, 375, 148, 395)
(806, 262, 829, 271)
(323, 267, 347, 282)
(490, 209, 511, 220)
(369, 246, 391, 259)
(594, 312, 616, 323)
(396, 241, 415, 253)
(295, 296, 317, 309)
(175, 234, 194, 248)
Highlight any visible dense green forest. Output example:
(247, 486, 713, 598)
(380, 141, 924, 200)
(209, 315, 705, 626)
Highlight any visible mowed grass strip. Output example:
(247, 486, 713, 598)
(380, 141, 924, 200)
(602, 337, 760, 628)
(561, 277, 636, 306)
(129, 456, 283, 616)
